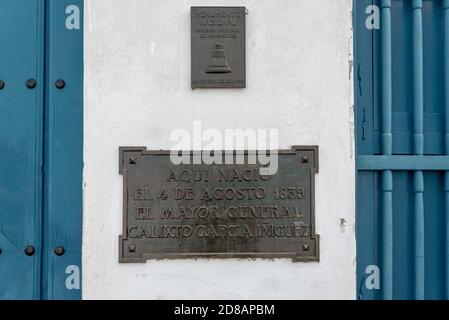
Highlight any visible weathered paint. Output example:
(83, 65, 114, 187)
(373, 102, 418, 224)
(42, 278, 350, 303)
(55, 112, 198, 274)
(83, 0, 355, 299)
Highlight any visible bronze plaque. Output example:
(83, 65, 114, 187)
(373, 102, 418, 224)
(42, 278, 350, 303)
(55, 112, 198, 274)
(119, 147, 319, 262)
(191, 7, 246, 89)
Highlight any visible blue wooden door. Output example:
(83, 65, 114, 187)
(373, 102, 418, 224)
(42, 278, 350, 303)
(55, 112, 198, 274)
(0, 0, 83, 300)
(355, 0, 449, 299)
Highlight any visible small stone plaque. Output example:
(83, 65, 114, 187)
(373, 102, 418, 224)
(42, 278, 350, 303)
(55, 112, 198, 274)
(191, 6, 246, 89)
(119, 147, 319, 262)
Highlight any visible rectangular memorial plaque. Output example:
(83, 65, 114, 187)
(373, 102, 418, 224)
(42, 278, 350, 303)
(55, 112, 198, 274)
(119, 147, 319, 262)
(191, 6, 246, 89)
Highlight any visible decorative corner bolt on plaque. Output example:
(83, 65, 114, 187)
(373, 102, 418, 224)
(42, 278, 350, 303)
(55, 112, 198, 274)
(119, 147, 319, 262)
(191, 6, 246, 88)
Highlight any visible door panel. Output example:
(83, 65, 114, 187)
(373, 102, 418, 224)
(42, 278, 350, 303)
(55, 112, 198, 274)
(0, 0, 45, 300)
(0, 0, 83, 300)
(355, 0, 449, 300)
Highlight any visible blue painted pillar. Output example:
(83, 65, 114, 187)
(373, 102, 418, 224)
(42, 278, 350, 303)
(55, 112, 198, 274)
(443, 0, 449, 301)
(412, 0, 424, 300)
(380, 0, 393, 300)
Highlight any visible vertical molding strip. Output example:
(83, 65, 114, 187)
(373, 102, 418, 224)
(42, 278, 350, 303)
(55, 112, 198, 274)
(443, 0, 449, 301)
(381, 170, 393, 299)
(34, 0, 46, 300)
(353, 0, 377, 300)
(412, 0, 425, 300)
(42, 0, 83, 300)
(380, 0, 393, 300)
(413, 171, 425, 299)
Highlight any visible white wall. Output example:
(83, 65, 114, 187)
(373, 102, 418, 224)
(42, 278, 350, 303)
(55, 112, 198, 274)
(83, 0, 355, 299)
